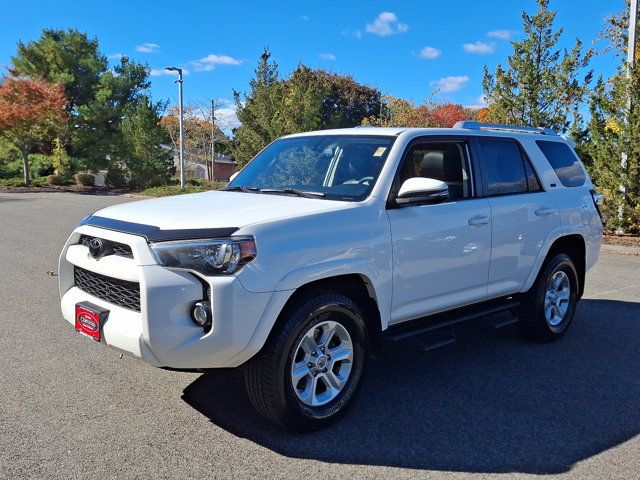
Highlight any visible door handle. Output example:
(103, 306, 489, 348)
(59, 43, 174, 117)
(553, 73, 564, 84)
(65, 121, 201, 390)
(468, 215, 491, 227)
(535, 207, 556, 217)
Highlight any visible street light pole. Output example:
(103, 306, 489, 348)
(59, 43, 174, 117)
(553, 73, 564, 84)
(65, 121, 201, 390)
(165, 66, 185, 189)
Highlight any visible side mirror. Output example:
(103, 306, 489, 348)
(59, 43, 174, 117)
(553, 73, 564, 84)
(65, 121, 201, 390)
(229, 171, 239, 182)
(396, 177, 449, 205)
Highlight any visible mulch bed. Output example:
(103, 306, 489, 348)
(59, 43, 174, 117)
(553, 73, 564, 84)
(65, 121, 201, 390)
(603, 234, 640, 248)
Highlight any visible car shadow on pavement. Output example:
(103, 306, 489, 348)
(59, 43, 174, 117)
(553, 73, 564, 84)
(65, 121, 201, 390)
(182, 299, 640, 474)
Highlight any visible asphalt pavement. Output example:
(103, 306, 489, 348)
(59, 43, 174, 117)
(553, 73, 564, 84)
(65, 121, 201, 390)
(1, 192, 639, 480)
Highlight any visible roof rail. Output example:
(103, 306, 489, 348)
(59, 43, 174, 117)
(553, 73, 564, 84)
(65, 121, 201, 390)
(453, 120, 557, 136)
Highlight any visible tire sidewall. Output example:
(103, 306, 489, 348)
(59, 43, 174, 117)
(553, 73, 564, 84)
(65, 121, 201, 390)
(279, 297, 367, 425)
(534, 254, 579, 336)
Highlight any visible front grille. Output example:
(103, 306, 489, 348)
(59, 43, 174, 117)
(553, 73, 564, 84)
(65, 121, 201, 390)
(74, 267, 141, 311)
(79, 235, 133, 258)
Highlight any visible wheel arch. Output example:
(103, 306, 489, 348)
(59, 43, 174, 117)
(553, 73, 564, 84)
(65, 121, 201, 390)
(275, 273, 383, 348)
(524, 232, 586, 297)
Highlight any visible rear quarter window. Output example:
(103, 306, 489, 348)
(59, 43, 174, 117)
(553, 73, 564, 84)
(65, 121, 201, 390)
(536, 140, 586, 187)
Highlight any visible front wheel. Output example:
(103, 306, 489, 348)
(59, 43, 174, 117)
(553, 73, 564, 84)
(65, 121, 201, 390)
(244, 290, 368, 431)
(519, 253, 579, 342)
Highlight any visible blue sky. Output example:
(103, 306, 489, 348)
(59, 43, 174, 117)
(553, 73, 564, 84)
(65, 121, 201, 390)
(1, 0, 623, 128)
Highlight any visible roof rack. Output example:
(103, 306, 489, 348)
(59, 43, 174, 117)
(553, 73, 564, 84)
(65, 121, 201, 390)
(453, 120, 557, 136)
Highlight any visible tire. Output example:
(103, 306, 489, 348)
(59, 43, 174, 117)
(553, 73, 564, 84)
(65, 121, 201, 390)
(519, 253, 579, 342)
(244, 289, 368, 432)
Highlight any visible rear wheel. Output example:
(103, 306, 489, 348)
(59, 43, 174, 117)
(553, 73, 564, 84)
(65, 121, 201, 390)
(520, 253, 579, 342)
(244, 290, 367, 431)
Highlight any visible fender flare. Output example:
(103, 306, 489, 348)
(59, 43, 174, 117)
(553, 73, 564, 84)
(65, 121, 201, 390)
(274, 257, 390, 326)
(521, 225, 586, 293)
(226, 259, 391, 367)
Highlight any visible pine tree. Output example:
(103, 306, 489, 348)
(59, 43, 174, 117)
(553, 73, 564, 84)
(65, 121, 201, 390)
(232, 48, 285, 166)
(588, 4, 640, 232)
(482, 0, 593, 133)
(232, 49, 381, 167)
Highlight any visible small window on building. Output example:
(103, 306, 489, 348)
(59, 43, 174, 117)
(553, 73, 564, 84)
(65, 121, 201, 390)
(536, 140, 586, 187)
(477, 138, 528, 195)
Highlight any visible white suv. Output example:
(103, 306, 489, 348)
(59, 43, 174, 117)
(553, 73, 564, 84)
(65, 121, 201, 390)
(59, 121, 603, 431)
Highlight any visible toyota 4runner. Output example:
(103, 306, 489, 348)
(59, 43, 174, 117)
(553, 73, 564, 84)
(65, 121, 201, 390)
(59, 121, 603, 431)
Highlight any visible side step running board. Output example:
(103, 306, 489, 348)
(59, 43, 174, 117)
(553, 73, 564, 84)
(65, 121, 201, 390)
(384, 297, 520, 343)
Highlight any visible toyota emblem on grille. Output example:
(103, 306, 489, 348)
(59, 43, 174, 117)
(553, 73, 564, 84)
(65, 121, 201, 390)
(88, 238, 105, 259)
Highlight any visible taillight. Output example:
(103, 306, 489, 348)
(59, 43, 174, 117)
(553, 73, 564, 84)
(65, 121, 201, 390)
(590, 189, 603, 220)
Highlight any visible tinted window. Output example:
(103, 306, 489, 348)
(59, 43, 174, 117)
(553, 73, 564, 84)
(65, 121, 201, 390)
(536, 140, 586, 187)
(478, 138, 528, 195)
(399, 142, 472, 199)
(524, 155, 541, 191)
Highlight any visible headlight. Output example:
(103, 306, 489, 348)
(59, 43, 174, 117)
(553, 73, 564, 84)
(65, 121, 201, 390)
(150, 237, 257, 275)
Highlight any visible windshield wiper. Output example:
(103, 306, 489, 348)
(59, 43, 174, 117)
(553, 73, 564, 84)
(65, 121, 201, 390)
(261, 188, 326, 199)
(222, 185, 261, 193)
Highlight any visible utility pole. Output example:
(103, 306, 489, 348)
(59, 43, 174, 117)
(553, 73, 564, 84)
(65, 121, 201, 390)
(165, 66, 185, 189)
(620, 0, 638, 230)
(211, 99, 215, 182)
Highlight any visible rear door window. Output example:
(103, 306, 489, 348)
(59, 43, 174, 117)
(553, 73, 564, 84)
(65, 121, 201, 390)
(536, 140, 586, 187)
(477, 138, 529, 195)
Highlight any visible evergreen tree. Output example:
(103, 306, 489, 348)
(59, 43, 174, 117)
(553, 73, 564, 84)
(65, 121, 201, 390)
(588, 5, 640, 232)
(117, 97, 173, 189)
(232, 48, 285, 166)
(482, 0, 593, 133)
(232, 49, 381, 166)
(12, 28, 150, 170)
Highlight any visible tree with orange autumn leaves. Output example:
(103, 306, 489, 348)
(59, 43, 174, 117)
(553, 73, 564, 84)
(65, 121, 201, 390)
(0, 75, 68, 184)
(362, 96, 477, 128)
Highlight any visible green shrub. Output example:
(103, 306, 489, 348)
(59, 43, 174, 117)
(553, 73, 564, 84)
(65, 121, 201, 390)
(47, 174, 66, 186)
(0, 159, 23, 179)
(140, 185, 209, 197)
(104, 163, 128, 188)
(28, 154, 55, 177)
(0, 177, 26, 187)
(187, 177, 206, 186)
(74, 173, 95, 186)
(31, 177, 48, 187)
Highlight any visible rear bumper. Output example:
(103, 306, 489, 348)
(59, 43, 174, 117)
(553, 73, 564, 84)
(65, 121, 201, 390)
(59, 226, 285, 369)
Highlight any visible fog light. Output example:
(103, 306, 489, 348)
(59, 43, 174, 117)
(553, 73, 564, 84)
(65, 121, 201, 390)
(191, 301, 212, 328)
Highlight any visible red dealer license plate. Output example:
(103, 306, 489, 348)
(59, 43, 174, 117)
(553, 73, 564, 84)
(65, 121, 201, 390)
(75, 302, 109, 342)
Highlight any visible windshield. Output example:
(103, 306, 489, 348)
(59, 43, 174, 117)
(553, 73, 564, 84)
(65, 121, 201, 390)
(227, 135, 396, 201)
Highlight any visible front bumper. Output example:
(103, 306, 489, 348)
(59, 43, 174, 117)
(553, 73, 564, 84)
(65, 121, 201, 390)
(59, 225, 281, 369)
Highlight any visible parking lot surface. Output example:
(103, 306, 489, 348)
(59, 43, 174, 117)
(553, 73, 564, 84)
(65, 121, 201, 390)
(1, 192, 638, 479)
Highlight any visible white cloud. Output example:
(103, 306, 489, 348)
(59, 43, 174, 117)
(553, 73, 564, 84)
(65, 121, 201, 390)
(431, 75, 470, 93)
(107, 53, 123, 60)
(419, 46, 441, 59)
(319, 53, 336, 61)
(487, 30, 515, 40)
(463, 41, 495, 54)
(190, 54, 242, 72)
(464, 95, 489, 109)
(300, 14, 309, 21)
(341, 29, 363, 39)
(150, 68, 190, 77)
(135, 42, 159, 53)
(216, 107, 241, 131)
(365, 12, 408, 37)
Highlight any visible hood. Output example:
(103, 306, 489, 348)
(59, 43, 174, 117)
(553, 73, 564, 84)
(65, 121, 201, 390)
(94, 190, 351, 230)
